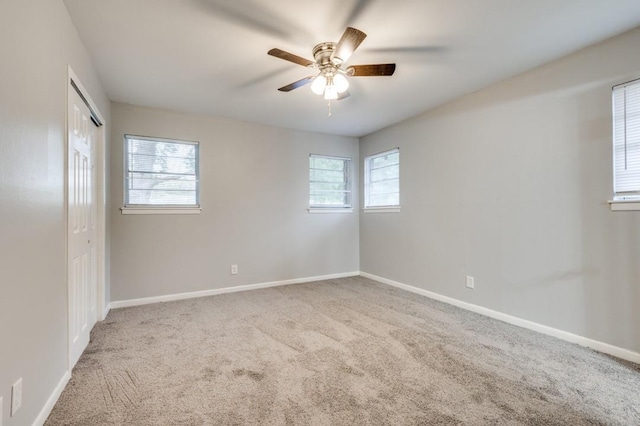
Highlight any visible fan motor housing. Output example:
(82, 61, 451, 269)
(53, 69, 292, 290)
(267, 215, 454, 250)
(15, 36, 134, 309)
(312, 42, 336, 68)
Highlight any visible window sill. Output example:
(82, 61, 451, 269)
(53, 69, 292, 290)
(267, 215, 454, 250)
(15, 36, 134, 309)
(608, 200, 640, 211)
(363, 207, 401, 213)
(308, 208, 353, 214)
(121, 207, 201, 215)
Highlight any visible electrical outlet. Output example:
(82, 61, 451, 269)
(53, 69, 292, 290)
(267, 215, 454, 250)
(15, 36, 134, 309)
(466, 275, 475, 289)
(11, 378, 22, 416)
(230, 264, 238, 275)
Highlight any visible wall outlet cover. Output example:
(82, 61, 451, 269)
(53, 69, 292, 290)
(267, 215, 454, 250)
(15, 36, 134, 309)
(466, 276, 475, 289)
(230, 264, 238, 275)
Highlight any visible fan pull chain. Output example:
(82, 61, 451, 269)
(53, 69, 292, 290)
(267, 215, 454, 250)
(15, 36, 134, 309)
(327, 101, 332, 117)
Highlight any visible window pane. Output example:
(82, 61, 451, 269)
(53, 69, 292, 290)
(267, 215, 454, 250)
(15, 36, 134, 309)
(127, 173, 196, 191)
(613, 82, 640, 198)
(310, 169, 345, 183)
(370, 152, 399, 169)
(309, 155, 351, 208)
(310, 194, 349, 206)
(369, 193, 399, 207)
(370, 164, 399, 183)
(365, 148, 399, 208)
(125, 136, 199, 206)
(310, 156, 346, 171)
(310, 182, 348, 193)
(369, 179, 399, 196)
(128, 190, 197, 205)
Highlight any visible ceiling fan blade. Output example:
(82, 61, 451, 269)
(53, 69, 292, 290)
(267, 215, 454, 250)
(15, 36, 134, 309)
(278, 76, 315, 92)
(268, 48, 314, 67)
(347, 63, 396, 76)
(337, 90, 351, 101)
(331, 27, 367, 65)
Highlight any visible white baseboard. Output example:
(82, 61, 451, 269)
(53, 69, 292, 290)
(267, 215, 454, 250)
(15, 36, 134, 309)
(33, 369, 71, 426)
(110, 271, 360, 309)
(360, 271, 640, 364)
(102, 304, 111, 320)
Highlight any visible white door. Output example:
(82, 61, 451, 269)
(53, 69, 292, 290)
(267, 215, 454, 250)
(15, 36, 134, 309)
(68, 85, 98, 369)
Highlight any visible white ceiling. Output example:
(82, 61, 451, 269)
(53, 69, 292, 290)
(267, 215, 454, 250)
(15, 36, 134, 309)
(64, 0, 640, 137)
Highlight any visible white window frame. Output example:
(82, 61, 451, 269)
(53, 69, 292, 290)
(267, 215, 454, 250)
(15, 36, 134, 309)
(121, 134, 201, 215)
(308, 154, 353, 213)
(609, 78, 640, 211)
(364, 148, 400, 213)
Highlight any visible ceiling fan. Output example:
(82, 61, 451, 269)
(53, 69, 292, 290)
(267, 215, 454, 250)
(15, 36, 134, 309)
(268, 27, 396, 102)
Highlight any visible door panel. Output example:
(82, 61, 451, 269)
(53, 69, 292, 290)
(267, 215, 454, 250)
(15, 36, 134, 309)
(68, 85, 98, 369)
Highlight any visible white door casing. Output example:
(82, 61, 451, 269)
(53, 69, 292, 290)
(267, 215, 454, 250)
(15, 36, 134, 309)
(67, 84, 98, 369)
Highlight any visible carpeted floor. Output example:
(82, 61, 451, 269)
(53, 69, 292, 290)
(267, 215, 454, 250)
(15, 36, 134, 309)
(46, 276, 640, 425)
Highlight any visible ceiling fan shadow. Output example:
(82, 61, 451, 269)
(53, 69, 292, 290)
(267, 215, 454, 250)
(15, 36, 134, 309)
(236, 66, 294, 90)
(332, 0, 376, 30)
(195, 0, 312, 42)
(363, 46, 448, 55)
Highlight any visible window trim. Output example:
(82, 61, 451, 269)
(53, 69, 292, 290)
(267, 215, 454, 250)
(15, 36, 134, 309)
(308, 154, 353, 212)
(608, 199, 640, 211)
(122, 134, 200, 214)
(363, 207, 400, 213)
(308, 208, 354, 214)
(610, 78, 640, 211)
(120, 207, 201, 215)
(364, 147, 400, 211)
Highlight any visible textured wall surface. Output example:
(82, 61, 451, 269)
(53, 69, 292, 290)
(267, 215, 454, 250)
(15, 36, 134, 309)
(360, 28, 640, 353)
(0, 1, 110, 425)
(110, 103, 359, 301)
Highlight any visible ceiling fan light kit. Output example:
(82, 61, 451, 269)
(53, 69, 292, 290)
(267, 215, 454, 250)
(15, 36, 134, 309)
(268, 27, 396, 113)
(311, 72, 350, 99)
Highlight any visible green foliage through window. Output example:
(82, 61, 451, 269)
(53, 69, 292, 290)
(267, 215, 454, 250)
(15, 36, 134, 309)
(309, 155, 352, 208)
(125, 135, 199, 206)
(365, 148, 399, 208)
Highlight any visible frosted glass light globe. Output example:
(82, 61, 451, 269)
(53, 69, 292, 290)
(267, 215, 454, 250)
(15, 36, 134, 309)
(310, 75, 327, 95)
(333, 74, 349, 93)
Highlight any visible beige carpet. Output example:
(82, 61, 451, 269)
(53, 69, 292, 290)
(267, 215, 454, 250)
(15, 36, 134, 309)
(46, 276, 639, 425)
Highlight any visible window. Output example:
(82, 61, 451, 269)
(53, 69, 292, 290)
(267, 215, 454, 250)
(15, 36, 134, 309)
(124, 135, 199, 210)
(364, 148, 400, 209)
(613, 79, 640, 202)
(309, 155, 352, 209)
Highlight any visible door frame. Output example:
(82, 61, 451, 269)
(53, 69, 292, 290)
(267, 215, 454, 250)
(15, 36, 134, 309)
(66, 66, 107, 370)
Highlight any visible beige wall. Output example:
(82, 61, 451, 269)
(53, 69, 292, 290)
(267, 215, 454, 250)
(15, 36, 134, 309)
(0, 1, 110, 425)
(2, 2, 638, 423)
(110, 103, 359, 301)
(360, 28, 640, 353)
